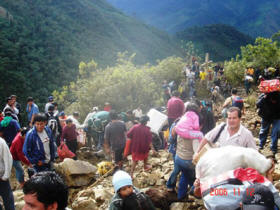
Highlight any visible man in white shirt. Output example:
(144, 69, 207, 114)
(195, 107, 257, 158)
(0, 136, 15, 210)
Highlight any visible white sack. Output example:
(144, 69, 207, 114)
(196, 145, 272, 181)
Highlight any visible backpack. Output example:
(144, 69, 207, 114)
(231, 96, 244, 110)
(47, 113, 58, 137)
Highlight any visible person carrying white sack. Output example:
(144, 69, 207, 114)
(193, 106, 257, 163)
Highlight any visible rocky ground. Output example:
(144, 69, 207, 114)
(9, 90, 280, 210)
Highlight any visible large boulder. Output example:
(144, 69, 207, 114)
(54, 158, 97, 187)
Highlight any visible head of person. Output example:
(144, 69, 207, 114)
(4, 108, 13, 117)
(73, 112, 79, 119)
(140, 115, 149, 125)
(172, 90, 180, 97)
(33, 113, 47, 133)
(59, 111, 65, 117)
(112, 170, 133, 198)
(227, 107, 241, 130)
(7, 96, 12, 106)
(126, 110, 133, 118)
(48, 96, 54, 102)
(231, 88, 238, 95)
(21, 127, 29, 138)
(52, 102, 58, 110)
(241, 183, 275, 210)
(48, 104, 55, 113)
(186, 102, 200, 114)
(27, 97, 34, 106)
(92, 106, 99, 112)
(10, 94, 17, 104)
(23, 171, 68, 210)
(109, 110, 118, 120)
(65, 119, 72, 127)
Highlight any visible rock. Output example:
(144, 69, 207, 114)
(72, 197, 98, 210)
(93, 188, 113, 203)
(170, 202, 189, 210)
(274, 181, 280, 191)
(54, 158, 97, 187)
(272, 170, 280, 180)
(15, 200, 25, 210)
(13, 190, 24, 202)
(156, 179, 165, 186)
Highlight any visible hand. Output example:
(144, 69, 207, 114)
(193, 152, 199, 161)
(37, 161, 43, 166)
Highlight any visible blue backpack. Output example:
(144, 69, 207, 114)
(231, 96, 244, 110)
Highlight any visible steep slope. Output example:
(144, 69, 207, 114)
(176, 24, 254, 61)
(0, 0, 182, 105)
(106, 0, 280, 37)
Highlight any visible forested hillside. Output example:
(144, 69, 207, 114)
(107, 0, 280, 37)
(0, 0, 182, 105)
(176, 24, 254, 61)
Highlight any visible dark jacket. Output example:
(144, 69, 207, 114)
(23, 126, 55, 165)
(257, 92, 280, 121)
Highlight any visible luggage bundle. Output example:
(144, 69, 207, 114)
(259, 79, 280, 93)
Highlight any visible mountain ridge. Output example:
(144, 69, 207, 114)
(106, 0, 280, 37)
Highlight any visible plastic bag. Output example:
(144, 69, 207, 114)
(57, 141, 75, 161)
(259, 79, 280, 93)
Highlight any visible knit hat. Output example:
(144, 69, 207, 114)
(112, 170, 132, 192)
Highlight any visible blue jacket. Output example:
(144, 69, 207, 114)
(23, 126, 55, 165)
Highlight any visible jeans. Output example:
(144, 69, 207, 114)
(166, 157, 181, 189)
(166, 155, 188, 198)
(0, 180, 15, 210)
(259, 119, 280, 152)
(92, 131, 104, 150)
(13, 160, 24, 183)
(174, 155, 195, 199)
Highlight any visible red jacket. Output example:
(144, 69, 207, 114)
(10, 133, 30, 165)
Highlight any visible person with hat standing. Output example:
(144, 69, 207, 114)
(127, 115, 155, 178)
(45, 96, 54, 113)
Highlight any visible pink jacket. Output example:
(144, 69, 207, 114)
(175, 111, 203, 140)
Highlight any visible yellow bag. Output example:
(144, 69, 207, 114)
(97, 161, 113, 176)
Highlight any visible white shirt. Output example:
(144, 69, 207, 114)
(205, 123, 257, 149)
(0, 137, 13, 180)
(133, 109, 143, 118)
(37, 130, 51, 162)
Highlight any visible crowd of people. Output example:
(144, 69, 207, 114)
(1, 60, 280, 210)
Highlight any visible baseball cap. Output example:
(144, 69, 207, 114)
(48, 96, 54, 101)
(242, 184, 275, 210)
